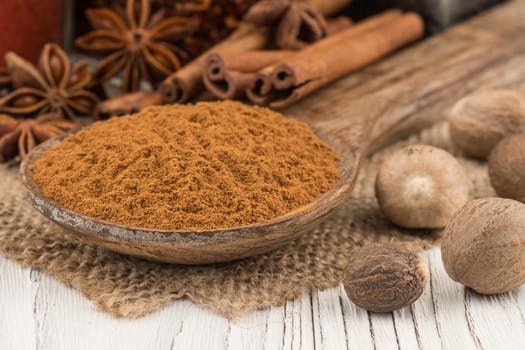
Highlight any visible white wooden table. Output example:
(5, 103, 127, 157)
(1, 247, 524, 350)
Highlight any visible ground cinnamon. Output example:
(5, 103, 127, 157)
(31, 101, 340, 231)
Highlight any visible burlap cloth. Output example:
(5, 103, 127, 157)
(0, 122, 495, 319)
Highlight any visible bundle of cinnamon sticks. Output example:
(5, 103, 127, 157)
(159, 8, 423, 109)
(160, 0, 353, 104)
(202, 17, 352, 100)
(247, 10, 423, 108)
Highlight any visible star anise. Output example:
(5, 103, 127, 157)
(244, 0, 327, 49)
(75, 0, 200, 92)
(0, 44, 99, 119)
(75, 0, 257, 61)
(0, 113, 79, 162)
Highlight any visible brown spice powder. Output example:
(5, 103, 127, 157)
(31, 101, 340, 230)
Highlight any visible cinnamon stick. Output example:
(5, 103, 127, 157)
(203, 17, 353, 100)
(160, 25, 270, 104)
(160, 0, 353, 104)
(246, 10, 402, 106)
(245, 0, 353, 49)
(247, 11, 423, 109)
(203, 51, 294, 99)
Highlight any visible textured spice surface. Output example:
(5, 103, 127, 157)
(31, 101, 340, 230)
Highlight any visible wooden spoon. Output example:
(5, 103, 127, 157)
(19, 92, 425, 265)
(19, 0, 525, 264)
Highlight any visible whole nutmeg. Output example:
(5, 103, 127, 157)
(375, 144, 469, 229)
(449, 89, 525, 158)
(488, 133, 525, 203)
(442, 198, 525, 294)
(343, 244, 428, 312)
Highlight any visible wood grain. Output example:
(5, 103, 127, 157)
(1, 248, 523, 350)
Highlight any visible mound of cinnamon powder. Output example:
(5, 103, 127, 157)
(32, 101, 340, 230)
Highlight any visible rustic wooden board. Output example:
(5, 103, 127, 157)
(1, 248, 524, 349)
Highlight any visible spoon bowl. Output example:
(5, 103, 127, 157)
(20, 136, 358, 265)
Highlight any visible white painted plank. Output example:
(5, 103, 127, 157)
(466, 288, 525, 349)
(427, 248, 480, 350)
(1, 249, 525, 350)
(281, 301, 295, 350)
(313, 288, 348, 350)
(26, 267, 229, 350)
(279, 292, 315, 350)
(262, 305, 286, 349)
(311, 289, 323, 350)
(297, 292, 315, 350)
(339, 285, 375, 350)
(392, 305, 420, 350)
(369, 311, 399, 349)
(170, 300, 229, 350)
(282, 301, 294, 350)
(409, 249, 443, 350)
(32, 271, 186, 350)
(0, 257, 37, 350)
(265, 293, 317, 350)
(228, 308, 269, 349)
(513, 286, 525, 323)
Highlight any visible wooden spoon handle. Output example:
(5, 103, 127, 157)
(303, 35, 525, 155)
